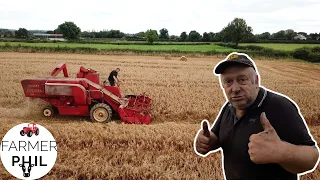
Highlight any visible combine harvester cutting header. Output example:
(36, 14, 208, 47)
(21, 63, 152, 124)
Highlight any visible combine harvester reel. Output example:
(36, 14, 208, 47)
(20, 63, 152, 124)
(119, 94, 152, 124)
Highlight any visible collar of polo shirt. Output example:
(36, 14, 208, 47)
(229, 87, 267, 123)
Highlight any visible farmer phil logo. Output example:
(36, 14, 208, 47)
(0, 123, 57, 179)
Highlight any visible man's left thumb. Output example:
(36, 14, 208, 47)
(260, 112, 273, 130)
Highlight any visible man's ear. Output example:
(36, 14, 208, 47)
(255, 74, 259, 87)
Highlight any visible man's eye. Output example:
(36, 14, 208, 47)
(239, 78, 248, 84)
(224, 80, 232, 85)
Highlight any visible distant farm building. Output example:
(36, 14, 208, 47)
(33, 33, 66, 41)
(294, 34, 307, 40)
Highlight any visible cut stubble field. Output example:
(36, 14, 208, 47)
(0, 52, 320, 179)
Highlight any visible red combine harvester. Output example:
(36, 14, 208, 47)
(21, 63, 152, 124)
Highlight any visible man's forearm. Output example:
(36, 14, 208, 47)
(279, 141, 319, 174)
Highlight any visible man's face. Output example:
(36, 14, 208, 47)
(220, 65, 259, 110)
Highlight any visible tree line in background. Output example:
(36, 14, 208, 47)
(0, 18, 319, 47)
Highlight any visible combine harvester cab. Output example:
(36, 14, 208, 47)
(21, 63, 152, 124)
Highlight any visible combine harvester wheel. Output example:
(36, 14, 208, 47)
(90, 103, 113, 123)
(43, 106, 56, 117)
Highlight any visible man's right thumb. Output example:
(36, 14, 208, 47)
(202, 120, 210, 137)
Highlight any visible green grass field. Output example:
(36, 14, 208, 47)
(2, 41, 320, 54)
(0, 42, 235, 52)
(240, 43, 320, 51)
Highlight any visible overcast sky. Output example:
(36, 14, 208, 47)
(0, 0, 319, 35)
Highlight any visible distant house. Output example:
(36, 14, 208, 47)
(293, 34, 307, 40)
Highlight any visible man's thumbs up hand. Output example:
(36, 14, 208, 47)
(195, 120, 218, 155)
(248, 112, 285, 164)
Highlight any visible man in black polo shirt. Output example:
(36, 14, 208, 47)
(194, 52, 319, 180)
(106, 68, 120, 86)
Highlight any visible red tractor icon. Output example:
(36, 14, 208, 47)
(20, 123, 39, 137)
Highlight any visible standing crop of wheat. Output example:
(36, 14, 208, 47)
(0, 52, 319, 179)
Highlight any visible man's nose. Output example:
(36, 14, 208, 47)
(231, 81, 241, 92)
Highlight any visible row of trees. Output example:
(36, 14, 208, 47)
(134, 18, 319, 46)
(0, 22, 82, 40)
(1, 18, 319, 46)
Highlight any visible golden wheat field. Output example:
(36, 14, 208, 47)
(0, 52, 320, 180)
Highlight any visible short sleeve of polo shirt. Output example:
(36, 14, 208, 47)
(266, 95, 316, 146)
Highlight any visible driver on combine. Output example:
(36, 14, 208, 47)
(104, 68, 120, 86)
